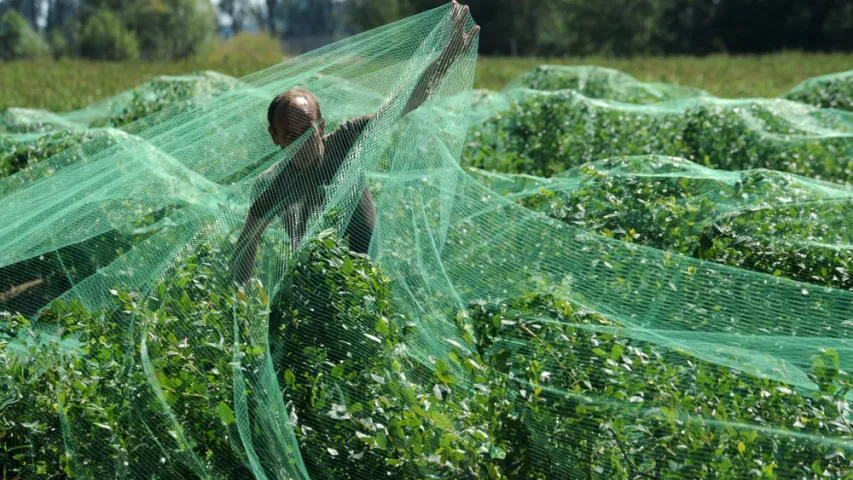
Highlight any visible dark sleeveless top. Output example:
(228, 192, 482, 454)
(248, 115, 376, 253)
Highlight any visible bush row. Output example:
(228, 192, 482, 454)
(515, 157, 853, 292)
(2, 232, 851, 478)
(464, 67, 853, 179)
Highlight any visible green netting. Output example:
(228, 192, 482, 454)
(3, 4, 853, 479)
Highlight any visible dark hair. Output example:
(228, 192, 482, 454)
(267, 89, 322, 130)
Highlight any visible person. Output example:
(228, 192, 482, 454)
(231, 1, 479, 285)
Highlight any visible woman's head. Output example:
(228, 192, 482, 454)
(267, 88, 324, 150)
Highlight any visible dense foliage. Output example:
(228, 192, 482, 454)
(1, 0, 216, 61)
(516, 158, 853, 292)
(79, 10, 140, 61)
(3, 0, 853, 60)
(0, 8, 49, 60)
(0, 71, 239, 176)
(340, 0, 853, 56)
(2, 65, 853, 477)
(464, 67, 853, 180)
(785, 72, 853, 112)
(3, 234, 851, 478)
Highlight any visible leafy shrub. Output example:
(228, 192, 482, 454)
(103, 71, 240, 128)
(785, 71, 853, 112)
(0, 130, 108, 178)
(466, 90, 853, 182)
(518, 157, 853, 291)
(465, 67, 853, 184)
(509, 65, 710, 104)
(0, 71, 239, 177)
(0, 313, 67, 478)
(3, 64, 853, 479)
(79, 10, 140, 61)
(1, 234, 489, 478)
(47, 29, 71, 59)
(130, 0, 217, 61)
(0, 9, 49, 60)
(4, 254, 851, 478)
(453, 293, 853, 478)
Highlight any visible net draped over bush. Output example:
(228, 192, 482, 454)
(2, 5, 853, 479)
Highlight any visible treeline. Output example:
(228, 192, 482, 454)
(370, 0, 853, 56)
(230, 0, 853, 56)
(1, 0, 851, 61)
(0, 0, 217, 61)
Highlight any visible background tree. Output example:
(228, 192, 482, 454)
(130, 0, 216, 59)
(1, 0, 40, 28)
(344, 0, 853, 57)
(79, 8, 139, 60)
(219, 0, 247, 35)
(0, 8, 49, 59)
(2, 0, 853, 60)
(264, 0, 278, 34)
(345, 0, 413, 33)
(281, 0, 340, 36)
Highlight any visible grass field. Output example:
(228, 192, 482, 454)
(2, 50, 852, 112)
(475, 52, 853, 96)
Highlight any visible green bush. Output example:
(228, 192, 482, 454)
(3, 64, 853, 478)
(0, 234, 487, 478)
(47, 29, 71, 59)
(785, 71, 853, 112)
(0, 130, 106, 178)
(518, 158, 853, 292)
(453, 293, 853, 478)
(3, 240, 851, 478)
(79, 10, 140, 61)
(465, 81, 853, 183)
(130, 0, 217, 61)
(0, 9, 49, 60)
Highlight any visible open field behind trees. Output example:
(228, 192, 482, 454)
(3, 50, 853, 112)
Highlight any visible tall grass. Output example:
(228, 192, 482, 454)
(2, 47, 852, 112)
(476, 52, 853, 97)
(0, 33, 285, 112)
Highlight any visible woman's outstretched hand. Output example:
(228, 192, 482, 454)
(448, 1, 480, 59)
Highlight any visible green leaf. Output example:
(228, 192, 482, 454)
(411, 432, 423, 454)
(435, 358, 448, 374)
(342, 256, 355, 275)
(217, 401, 236, 426)
(812, 460, 823, 475)
(610, 344, 623, 361)
(284, 369, 296, 387)
(331, 363, 344, 378)
(489, 445, 506, 459)
(429, 411, 453, 431)
(375, 430, 387, 450)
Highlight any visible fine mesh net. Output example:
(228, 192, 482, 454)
(3, 4, 853, 479)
